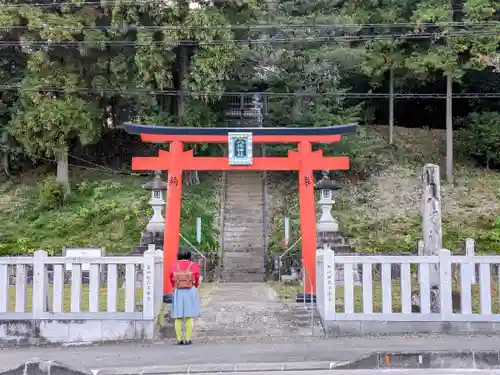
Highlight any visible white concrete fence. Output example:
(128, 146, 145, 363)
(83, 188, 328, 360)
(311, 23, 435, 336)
(0, 248, 163, 343)
(316, 249, 500, 335)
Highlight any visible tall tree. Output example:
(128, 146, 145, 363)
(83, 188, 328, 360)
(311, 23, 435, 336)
(345, 0, 417, 143)
(406, 0, 461, 183)
(9, 4, 102, 193)
(0, 2, 24, 176)
(255, 0, 363, 128)
(406, 0, 498, 182)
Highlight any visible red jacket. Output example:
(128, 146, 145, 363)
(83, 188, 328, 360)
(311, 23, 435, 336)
(169, 260, 200, 288)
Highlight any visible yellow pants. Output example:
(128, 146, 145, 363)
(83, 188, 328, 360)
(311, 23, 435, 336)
(174, 318, 194, 341)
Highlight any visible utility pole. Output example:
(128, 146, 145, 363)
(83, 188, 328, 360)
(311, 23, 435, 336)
(445, 72, 453, 184)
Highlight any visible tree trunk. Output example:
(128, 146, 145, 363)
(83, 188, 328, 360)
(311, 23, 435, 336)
(1, 131, 9, 176)
(445, 74, 453, 183)
(56, 146, 71, 196)
(388, 68, 394, 145)
(183, 170, 200, 186)
(177, 46, 188, 124)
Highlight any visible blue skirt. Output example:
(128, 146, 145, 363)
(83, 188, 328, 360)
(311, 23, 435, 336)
(171, 287, 201, 319)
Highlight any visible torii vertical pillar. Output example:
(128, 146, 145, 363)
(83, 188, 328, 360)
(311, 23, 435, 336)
(163, 141, 183, 295)
(298, 141, 317, 294)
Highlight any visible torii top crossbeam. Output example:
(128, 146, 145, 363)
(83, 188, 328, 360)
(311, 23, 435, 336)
(125, 122, 358, 295)
(125, 123, 357, 142)
(125, 123, 358, 172)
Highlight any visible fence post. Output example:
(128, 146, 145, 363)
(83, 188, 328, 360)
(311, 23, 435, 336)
(465, 238, 476, 285)
(142, 249, 156, 320)
(154, 250, 163, 315)
(439, 249, 453, 319)
(417, 240, 424, 283)
(323, 250, 335, 321)
(32, 250, 47, 319)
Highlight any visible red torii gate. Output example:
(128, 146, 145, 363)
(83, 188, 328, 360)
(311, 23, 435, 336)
(125, 123, 357, 296)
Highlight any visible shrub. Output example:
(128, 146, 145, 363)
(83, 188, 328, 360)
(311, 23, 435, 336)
(38, 176, 66, 209)
(458, 111, 500, 168)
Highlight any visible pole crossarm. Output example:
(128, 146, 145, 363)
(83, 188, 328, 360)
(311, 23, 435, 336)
(131, 149, 350, 171)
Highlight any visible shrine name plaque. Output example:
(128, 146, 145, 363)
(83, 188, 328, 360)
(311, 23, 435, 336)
(228, 132, 253, 165)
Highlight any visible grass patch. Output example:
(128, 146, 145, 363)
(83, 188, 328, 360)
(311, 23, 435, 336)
(267, 126, 500, 254)
(273, 281, 500, 314)
(7, 285, 144, 312)
(0, 170, 220, 256)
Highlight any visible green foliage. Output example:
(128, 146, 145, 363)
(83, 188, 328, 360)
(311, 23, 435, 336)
(10, 95, 100, 159)
(38, 176, 66, 209)
(0, 172, 219, 255)
(326, 126, 391, 176)
(268, 126, 500, 256)
(458, 111, 500, 168)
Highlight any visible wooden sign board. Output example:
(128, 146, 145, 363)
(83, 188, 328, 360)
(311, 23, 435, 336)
(63, 247, 105, 271)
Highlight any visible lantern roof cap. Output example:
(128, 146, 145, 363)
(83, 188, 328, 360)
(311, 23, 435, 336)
(315, 171, 341, 191)
(142, 172, 168, 190)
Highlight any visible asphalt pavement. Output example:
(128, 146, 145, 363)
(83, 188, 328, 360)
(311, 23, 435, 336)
(1, 335, 500, 373)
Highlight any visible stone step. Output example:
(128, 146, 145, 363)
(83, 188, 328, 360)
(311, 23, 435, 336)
(226, 173, 264, 181)
(223, 255, 264, 262)
(223, 247, 265, 253)
(224, 232, 265, 238)
(224, 239, 265, 245)
(223, 210, 264, 217)
(223, 226, 264, 233)
(329, 244, 352, 253)
(224, 245, 265, 250)
(224, 238, 265, 244)
(223, 226, 265, 233)
(224, 210, 263, 215)
(220, 274, 265, 282)
(222, 258, 265, 265)
(225, 189, 263, 194)
(225, 198, 263, 203)
(223, 219, 264, 225)
(221, 258, 265, 265)
(222, 264, 265, 271)
(225, 237, 264, 241)
(224, 234, 264, 240)
(224, 245, 265, 252)
(224, 251, 264, 257)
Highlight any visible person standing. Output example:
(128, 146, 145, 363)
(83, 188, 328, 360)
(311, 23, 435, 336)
(169, 249, 201, 345)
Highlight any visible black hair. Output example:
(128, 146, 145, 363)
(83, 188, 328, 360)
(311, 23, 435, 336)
(177, 247, 192, 260)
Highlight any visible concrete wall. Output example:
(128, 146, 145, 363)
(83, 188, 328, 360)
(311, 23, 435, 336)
(324, 320, 500, 336)
(0, 319, 156, 345)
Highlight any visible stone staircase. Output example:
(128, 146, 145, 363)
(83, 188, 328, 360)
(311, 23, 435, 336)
(130, 231, 164, 255)
(220, 171, 266, 282)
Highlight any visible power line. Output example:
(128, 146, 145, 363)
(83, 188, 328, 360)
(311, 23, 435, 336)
(0, 30, 498, 47)
(0, 0, 472, 7)
(3, 86, 500, 98)
(0, 21, 498, 31)
(68, 153, 132, 175)
(0, 144, 147, 176)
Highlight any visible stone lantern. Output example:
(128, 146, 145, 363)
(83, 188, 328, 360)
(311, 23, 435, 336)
(315, 170, 341, 233)
(142, 171, 168, 233)
(315, 171, 359, 285)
